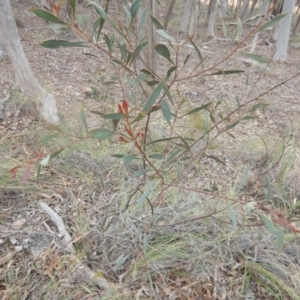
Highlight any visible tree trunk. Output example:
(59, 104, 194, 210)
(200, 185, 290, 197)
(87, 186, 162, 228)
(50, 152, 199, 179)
(273, 0, 295, 61)
(180, 0, 195, 33)
(220, 0, 228, 16)
(248, 0, 258, 18)
(189, 0, 199, 35)
(240, 0, 250, 21)
(0, 28, 5, 59)
(250, 0, 271, 53)
(207, 0, 218, 37)
(163, 0, 176, 30)
(139, 0, 157, 74)
(293, 4, 300, 34)
(0, 0, 59, 124)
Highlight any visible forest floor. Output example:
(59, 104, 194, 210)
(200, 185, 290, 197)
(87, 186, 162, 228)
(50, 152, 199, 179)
(1, 1, 300, 299)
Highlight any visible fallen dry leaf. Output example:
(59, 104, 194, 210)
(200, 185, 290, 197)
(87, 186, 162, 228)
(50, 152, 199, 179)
(11, 219, 26, 229)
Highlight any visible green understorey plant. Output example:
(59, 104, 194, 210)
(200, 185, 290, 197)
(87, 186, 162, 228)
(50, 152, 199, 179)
(24, 0, 300, 260)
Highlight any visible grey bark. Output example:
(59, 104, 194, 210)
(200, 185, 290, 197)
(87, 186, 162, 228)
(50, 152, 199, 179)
(240, 0, 250, 21)
(207, 0, 218, 37)
(180, 0, 195, 33)
(0, 0, 59, 123)
(189, 0, 199, 35)
(273, 0, 296, 61)
(0, 28, 5, 59)
(250, 0, 270, 53)
(220, 0, 228, 16)
(248, 0, 258, 17)
(163, 0, 176, 30)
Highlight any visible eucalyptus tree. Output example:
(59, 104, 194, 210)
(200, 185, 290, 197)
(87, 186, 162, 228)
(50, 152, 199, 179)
(0, 0, 59, 123)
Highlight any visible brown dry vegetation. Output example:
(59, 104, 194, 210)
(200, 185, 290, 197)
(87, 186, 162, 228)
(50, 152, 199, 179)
(1, 1, 300, 299)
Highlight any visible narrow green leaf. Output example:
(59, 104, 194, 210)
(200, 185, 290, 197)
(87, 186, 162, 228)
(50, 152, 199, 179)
(88, 2, 107, 19)
(163, 85, 173, 105)
(137, 182, 153, 208)
(241, 52, 272, 63)
(40, 40, 86, 49)
(83, 52, 99, 58)
(89, 128, 114, 139)
(167, 66, 177, 78)
(114, 255, 129, 272)
(111, 154, 125, 158)
(156, 29, 175, 43)
(241, 115, 257, 121)
(99, 113, 124, 120)
(134, 41, 147, 54)
(122, 154, 137, 165)
(189, 38, 202, 61)
(165, 149, 181, 163)
(37, 164, 42, 181)
(208, 70, 244, 75)
(140, 6, 147, 25)
(236, 166, 249, 193)
(99, 2, 108, 39)
(147, 136, 193, 145)
(145, 80, 160, 86)
(90, 111, 104, 116)
(259, 213, 276, 234)
(161, 99, 172, 125)
(264, 176, 272, 202)
(178, 137, 191, 150)
(131, 169, 150, 178)
(155, 44, 173, 64)
(257, 13, 287, 32)
(181, 102, 212, 117)
(50, 149, 64, 159)
(80, 107, 88, 132)
(140, 69, 153, 75)
(250, 102, 269, 112)
(104, 34, 112, 53)
(38, 134, 57, 144)
(143, 77, 167, 112)
(130, 0, 142, 21)
(32, 9, 64, 24)
(112, 58, 122, 66)
(130, 112, 147, 124)
(206, 155, 226, 166)
(70, 0, 76, 20)
(149, 14, 164, 29)
(149, 153, 164, 160)
(183, 54, 191, 66)
(228, 206, 237, 231)
(40, 155, 50, 166)
(226, 120, 240, 131)
(276, 227, 284, 254)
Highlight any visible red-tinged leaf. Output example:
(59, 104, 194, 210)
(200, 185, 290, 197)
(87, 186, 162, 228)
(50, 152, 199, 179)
(10, 165, 21, 178)
(53, 4, 60, 12)
(119, 136, 129, 143)
(122, 100, 129, 115)
(22, 164, 31, 184)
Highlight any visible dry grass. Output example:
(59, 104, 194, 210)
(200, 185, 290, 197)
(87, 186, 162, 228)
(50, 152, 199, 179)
(1, 0, 300, 299)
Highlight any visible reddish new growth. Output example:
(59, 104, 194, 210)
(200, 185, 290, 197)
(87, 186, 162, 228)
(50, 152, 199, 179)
(118, 100, 129, 117)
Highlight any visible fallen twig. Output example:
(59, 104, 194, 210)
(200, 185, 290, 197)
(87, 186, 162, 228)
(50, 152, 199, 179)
(39, 201, 116, 293)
